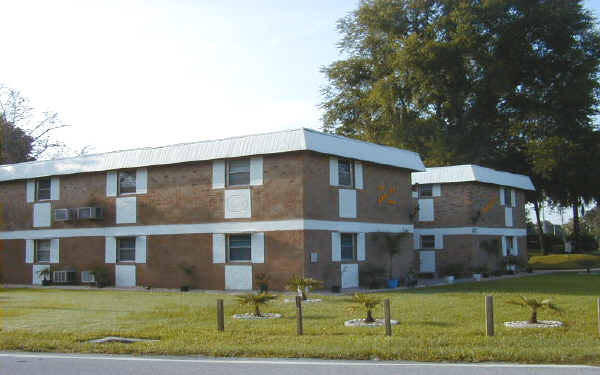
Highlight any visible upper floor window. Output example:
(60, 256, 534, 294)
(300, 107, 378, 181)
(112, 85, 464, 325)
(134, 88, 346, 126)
(419, 184, 433, 198)
(36, 178, 51, 201)
(421, 235, 435, 249)
(338, 159, 354, 187)
(506, 236, 516, 255)
(117, 237, 136, 262)
(504, 188, 513, 207)
(340, 233, 356, 261)
(228, 233, 251, 261)
(35, 239, 51, 263)
(118, 171, 136, 195)
(227, 159, 250, 186)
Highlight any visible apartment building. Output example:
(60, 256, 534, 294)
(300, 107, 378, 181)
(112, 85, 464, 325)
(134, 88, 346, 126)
(0, 128, 424, 290)
(411, 165, 535, 275)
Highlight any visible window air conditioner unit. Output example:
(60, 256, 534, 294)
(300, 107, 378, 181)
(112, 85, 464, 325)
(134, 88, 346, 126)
(53, 270, 76, 283)
(77, 207, 104, 220)
(55, 208, 74, 221)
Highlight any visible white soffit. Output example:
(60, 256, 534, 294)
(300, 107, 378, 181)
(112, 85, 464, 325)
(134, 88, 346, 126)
(0, 128, 425, 182)
(411, 165, 535, 191)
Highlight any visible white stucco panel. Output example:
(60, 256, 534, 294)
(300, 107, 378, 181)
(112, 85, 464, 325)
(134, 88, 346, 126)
(224, 189, 251, 219)
(33, 203, 51, 227)
(418, 199, 434, 222)
(116, 196, 137, 224)
(225, 265, 252, 290)
(339, 189, 357, 218)
(116, 265, 136, 287)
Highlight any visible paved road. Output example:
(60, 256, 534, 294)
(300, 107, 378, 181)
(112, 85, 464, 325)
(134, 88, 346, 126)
(0, 352, 597, 375)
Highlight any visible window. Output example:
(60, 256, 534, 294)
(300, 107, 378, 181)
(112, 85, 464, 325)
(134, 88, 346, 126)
(506, 236, 514, 255)
(36, 178, 51, 201)
(228, 234, 251, 261)
(117, 237, 136, 262)
(419, 184, 433, 198)
(421, 235, 435, 249)
(118, 171, 136, 194)
(227, 159, 250, 186)
(504, 188, 512, 207)
(340, 233, 356, 261)
(81, 271, 95, 283)
(338, 159, 354, 187)
(35, 239, 51, 263)
(53, 270, 75, 283)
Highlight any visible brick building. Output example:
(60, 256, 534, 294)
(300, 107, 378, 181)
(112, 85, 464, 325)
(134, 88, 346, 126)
(0, 128, 425, 290)
(411, 165, 535, 275)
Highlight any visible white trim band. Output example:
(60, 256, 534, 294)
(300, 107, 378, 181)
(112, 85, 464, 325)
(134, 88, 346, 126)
(0, 220, 414, 240)
(414, 227, 526, 237)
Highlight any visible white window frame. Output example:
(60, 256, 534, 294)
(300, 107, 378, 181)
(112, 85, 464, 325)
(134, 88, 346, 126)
(420, 235, 435, 249)
(227, 233, 252, 262)
(418, 184, 433, 198)
(338, 159, 354, 188)
(36, 177, 51, 201)
(117, 237, 136, 262)
(340, 233, 357, 261)
(227, 158, 251, 187)
(81, 271, 96, 283)
(35, 239, 51, 263)
(118, 170, 137, 195)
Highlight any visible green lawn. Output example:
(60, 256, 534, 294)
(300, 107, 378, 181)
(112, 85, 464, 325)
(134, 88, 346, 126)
(1, 273, 599, 364)
(529, 253, 600, 270)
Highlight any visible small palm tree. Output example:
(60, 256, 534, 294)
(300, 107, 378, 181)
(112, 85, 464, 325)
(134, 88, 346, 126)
(348, 293, 381, 323)
(286, 275, 323, 300)
(235, 292, 277, 317)
(506, 296, 561, 324)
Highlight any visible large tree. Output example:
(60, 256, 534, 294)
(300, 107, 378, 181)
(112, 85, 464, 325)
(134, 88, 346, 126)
(321, 0, 600, 252)
(0, 85, 68, 164)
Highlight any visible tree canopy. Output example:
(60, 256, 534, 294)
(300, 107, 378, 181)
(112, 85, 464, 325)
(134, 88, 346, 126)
(321, 0, 600, 251)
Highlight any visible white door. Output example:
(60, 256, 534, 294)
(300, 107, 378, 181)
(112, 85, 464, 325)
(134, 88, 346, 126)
(225, 265, 252, 290)
(32, 265, 50, 285)
(116, 265, 136, 287)
(341, 263, 359, 288)
(419, 251, 436, 273)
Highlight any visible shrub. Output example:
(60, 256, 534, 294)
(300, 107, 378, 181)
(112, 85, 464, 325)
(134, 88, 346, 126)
(440, 263, 465, 277)
(90, 264, 110, 287)
(235, 292, 277, 317)
(506, 296, 561, 324)
(285, 275, 323, 300)
(348, 293, 381, 323)
(254, 273, 270, 292)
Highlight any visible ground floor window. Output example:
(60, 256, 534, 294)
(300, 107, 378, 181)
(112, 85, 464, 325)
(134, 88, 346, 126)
(35, 239, 51, 263)
(228, 234, 251, 262)
(117, 237, 136, 262)
(340, 233, 356, 261)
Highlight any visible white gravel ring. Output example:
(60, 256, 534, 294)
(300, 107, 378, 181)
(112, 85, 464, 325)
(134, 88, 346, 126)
(284, 298, 322, 303)
(504, 320, 563, 328)
(344, 318, 399, 327)
(232, 313, 282, 320)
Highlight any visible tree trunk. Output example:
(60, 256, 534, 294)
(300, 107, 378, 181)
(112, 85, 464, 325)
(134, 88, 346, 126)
(572, 201, 580, 251)
(254, 304, 261, 317)
(533, 200, 547, 255)
(365, 309, 375, 323)
(528, 309, 538, 324)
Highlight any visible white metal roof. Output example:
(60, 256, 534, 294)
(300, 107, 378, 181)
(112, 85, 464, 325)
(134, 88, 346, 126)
(0, 128, 425, 181)
(411, 165, 535, 191)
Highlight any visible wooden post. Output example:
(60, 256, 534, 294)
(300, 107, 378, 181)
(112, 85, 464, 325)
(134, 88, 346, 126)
(217, 299, 224, 332)
(485, 295, 494, 337)
(296, 296, 303, 336)
(384, 299, 392, 337)
(597, 297, 600, 337)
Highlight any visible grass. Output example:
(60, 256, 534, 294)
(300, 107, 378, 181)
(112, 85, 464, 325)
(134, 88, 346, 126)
(529, 253, 600, 270)
(0, 273, 599, 364)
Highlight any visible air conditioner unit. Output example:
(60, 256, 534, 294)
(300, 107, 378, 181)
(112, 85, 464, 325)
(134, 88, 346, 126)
(54, 208, 74, 221)
(53, 270, 75, 283)
(77, 207, 104, 220)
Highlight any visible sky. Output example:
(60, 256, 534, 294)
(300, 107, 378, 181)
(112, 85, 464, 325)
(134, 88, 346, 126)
(1, 0, 599, 224)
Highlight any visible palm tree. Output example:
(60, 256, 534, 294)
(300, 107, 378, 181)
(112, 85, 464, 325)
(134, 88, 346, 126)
(507, 296, 561, 324)
(348, 293, 381, 323)
(286, 275, 323, 300)
(235, 292, 277, 317)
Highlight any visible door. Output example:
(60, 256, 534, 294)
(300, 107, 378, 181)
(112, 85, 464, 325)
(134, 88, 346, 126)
(225, 265, 252, 290)
(32, 265, 50, 285)
(341, 263, 359, 288)
(419, 251, 436, 273)
(116, 265, 136, 287)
